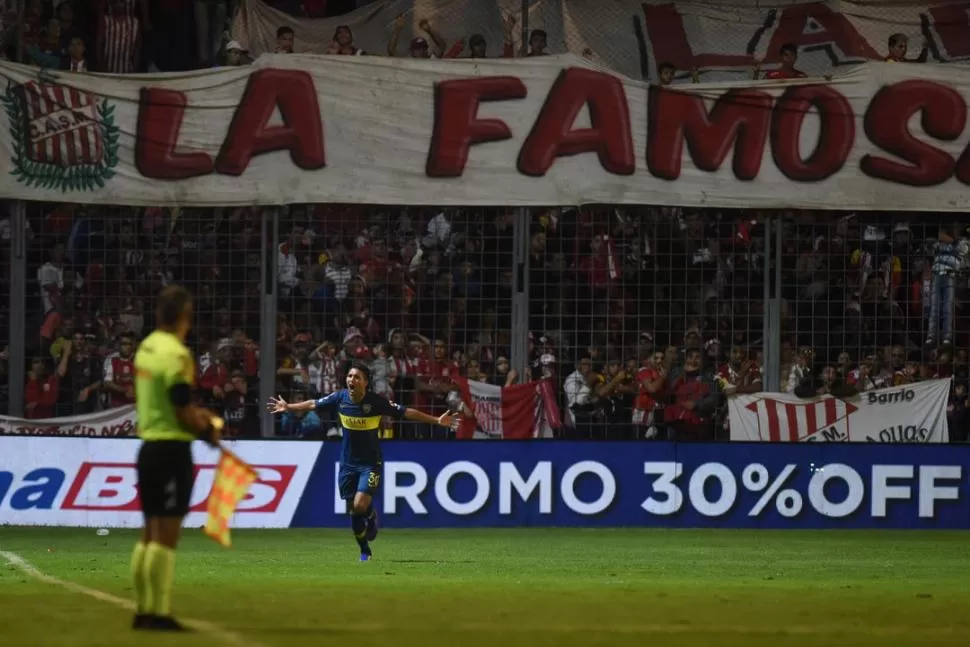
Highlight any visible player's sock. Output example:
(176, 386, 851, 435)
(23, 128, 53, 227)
(130, 542, 149, 615)
(365, 505, 379, 541)
(144, 542, 176, 617)
(351, 513, 371, 555)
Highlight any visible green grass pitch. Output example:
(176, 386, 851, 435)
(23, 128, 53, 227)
(1, 527, 969, 646)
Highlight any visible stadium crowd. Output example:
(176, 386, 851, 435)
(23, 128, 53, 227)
(3, 201, 970, 443)
(0, 1, 967, 442)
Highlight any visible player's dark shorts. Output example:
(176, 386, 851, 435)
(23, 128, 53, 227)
(136, 440, 195, 518)
(338, 463, 382, 500)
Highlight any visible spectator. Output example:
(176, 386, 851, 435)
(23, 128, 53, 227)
(325, 25, 362, 55)
(885, 33, 927, 63)
(526, 29, 548, 56)
(633, 350, 666, 437)
(60, 332, 103, 416)
(594, 356, 637, 439)
(794, 365, 858, 399)
(97, 0, 142, 73)
(388, 14, 445, 58)
(221, 40, 250, 66)
(657, 61, 700, 85)
(275, 25, 294, 53)
(926, 224, 968, 346)
(63, 35, 89, 71)
(25, 356, 65, 419)
(756, 43, 806, 80)
(563, 356, 595, 434)
(279, 387, 323, 437)
(38, 243, 73, 315)
(664, 348, 722, 442)
(223, 371, 259, 437)
(102, 332, 136, 409)
(947, 382, 969, 443)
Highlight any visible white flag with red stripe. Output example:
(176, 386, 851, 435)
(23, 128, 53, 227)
(728, 379, 951, 443)
(452, 377, 561, 439)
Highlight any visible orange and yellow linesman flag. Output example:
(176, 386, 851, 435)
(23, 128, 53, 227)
(203, 449, 258, 548)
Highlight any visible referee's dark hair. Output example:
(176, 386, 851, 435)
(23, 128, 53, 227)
(156, 285, 193, 327)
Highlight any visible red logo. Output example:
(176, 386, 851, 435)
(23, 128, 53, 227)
(745, 398, 859, 442)
(61, 462, 297, 512)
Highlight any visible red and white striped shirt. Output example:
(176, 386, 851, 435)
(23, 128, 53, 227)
(99, 0, 139, 74)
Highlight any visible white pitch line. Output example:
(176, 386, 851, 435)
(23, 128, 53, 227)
(0, 549, 264, 647)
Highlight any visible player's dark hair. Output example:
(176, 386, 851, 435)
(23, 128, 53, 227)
(348, 361, 371, 383)
(156, 285, 192, 328)
(780, 43, 797, 56)
(277, 26, 294, 38)
(658, 61, 676, 74)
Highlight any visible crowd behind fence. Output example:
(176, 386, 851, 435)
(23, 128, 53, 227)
(0, 0, 968, 440)
(3, 204, 970, 442)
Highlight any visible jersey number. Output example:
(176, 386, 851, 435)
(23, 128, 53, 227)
(367, 472, 380, 488)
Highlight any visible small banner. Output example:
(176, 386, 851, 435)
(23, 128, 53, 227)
(0, 405, 135, 436)
(452, 377, 560, 439)
(204, 449, 259, 547)
(728, 378, 951, 443)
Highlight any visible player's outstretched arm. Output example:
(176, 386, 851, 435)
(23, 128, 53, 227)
(404, 407, 457, 429)
(266, 395, 318, 414)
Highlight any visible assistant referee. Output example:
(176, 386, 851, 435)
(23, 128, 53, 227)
(130, 285, 224, 632)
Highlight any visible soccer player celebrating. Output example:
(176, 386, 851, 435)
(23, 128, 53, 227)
(131, 285, 224, 631)
(267, 362, 456, 560)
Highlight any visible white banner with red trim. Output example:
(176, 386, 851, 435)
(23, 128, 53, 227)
(5, 56, 970, 209)
(728, 379, 951, 442)
(0, 406, 136, 437)
(452, 377, 560, 439)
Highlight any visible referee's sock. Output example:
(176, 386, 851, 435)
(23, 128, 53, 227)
(144, 542, 176, 617)
(351, 514, 370, 554)
(130, 542, 149, 614)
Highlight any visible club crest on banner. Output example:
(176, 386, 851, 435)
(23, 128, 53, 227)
(1, 71, 119, 193)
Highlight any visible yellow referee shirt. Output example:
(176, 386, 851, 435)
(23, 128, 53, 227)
(134, 330, 196, 442)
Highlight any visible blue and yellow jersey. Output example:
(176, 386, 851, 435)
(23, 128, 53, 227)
(315, 390, 406, 466)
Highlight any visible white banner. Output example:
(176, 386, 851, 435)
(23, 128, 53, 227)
(729, 379, 951, 443)
(453, 377, 557, 439)
(4, 57, 970, 209)
(0, 406, 135, 436)
(0, 437, 322, 527)
(232, 0, 970, 82)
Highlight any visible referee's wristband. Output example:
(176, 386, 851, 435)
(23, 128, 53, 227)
(201, 417, 224, 444)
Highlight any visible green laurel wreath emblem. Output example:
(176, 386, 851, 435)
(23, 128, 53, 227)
(1, 80, 120, 192)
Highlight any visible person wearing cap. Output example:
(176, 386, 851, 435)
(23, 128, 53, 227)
(222, 40, 249, 66)
(387, 13, 445, 58)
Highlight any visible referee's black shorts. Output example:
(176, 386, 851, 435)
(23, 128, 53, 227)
(136, 440, 195, 518)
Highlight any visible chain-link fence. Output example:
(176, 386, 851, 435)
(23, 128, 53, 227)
(7, 202, 968, 441)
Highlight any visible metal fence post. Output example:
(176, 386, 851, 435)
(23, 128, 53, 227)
(258, 207, 279, 437)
